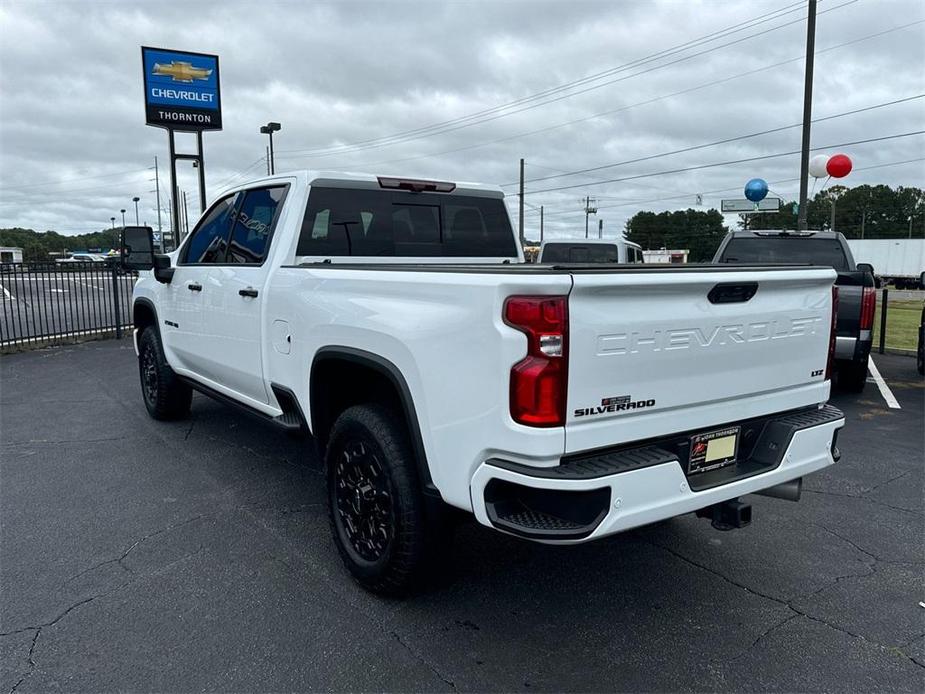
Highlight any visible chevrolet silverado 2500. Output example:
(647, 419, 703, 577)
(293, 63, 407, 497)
(121, 171, 845, 594)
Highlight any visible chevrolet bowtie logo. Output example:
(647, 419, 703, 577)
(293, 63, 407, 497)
(152, 61, 212, 83)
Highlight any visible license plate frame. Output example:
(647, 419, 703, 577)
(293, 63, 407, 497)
(688, 426, 741, 475)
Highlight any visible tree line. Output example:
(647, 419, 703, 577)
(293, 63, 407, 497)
(623, 184, 922, 262)
(0, 227, 120, 262)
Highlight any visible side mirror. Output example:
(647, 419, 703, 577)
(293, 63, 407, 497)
(857, 262, 874, 276)
(920, 271, 925, 290)
(121, 226, 155, 270)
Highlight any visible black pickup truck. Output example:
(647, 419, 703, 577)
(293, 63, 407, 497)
(714, 230, 876, 391)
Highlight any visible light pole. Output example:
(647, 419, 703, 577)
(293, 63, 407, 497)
(260, 122, 281, 175)
(132, 197, 140, 225)
(120, 209, 126, 227)
(110, 217, 116, 229)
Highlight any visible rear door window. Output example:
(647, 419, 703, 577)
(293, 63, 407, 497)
(296, 187, 516, 257)
(228, 186, 287, 264)
(718, 237, 849, 271)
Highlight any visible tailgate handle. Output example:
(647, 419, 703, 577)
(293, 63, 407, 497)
(708, 282, 758, 304)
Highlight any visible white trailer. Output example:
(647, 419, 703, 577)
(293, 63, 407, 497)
(0, 247, 23, 264)
(642, 248, 689, 264)
(846, 239, 925, 289)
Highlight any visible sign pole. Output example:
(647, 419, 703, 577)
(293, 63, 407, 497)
(196, 130, 207, 213)
(168, 130, 181, 250)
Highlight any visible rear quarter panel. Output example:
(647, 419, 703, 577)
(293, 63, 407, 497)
(265, 267, 573, 510)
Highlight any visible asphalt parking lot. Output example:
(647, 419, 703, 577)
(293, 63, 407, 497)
(1, 339, 922, 692)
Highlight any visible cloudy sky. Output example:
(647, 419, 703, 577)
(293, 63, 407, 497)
(1, 0, 923, 239)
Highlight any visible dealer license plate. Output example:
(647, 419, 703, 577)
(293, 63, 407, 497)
(688, 426, 740, 475)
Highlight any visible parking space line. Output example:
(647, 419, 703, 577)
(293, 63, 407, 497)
(868, 357, 901, 410)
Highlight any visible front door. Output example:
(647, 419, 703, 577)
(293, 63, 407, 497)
(162, 192, 238, 379)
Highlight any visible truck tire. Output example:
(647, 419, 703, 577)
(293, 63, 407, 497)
(326, 404, 447, 595)
(838, 360, 869, 392)
(137, 328, 192, 420)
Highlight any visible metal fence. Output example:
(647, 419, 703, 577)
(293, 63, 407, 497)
(0, 262, 136, 351)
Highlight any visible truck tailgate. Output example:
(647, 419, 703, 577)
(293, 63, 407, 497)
(565, 267, 836, 454)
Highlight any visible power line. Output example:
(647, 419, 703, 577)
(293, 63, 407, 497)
(334, 18, 922, 173)
(505, 94, 924, 187)
(531, 156, 925, 219)
(0, 167, 149, 193)
(525, 130, 925, 195)
(277, 1, 857, 160)
(276, 1, 811, 157)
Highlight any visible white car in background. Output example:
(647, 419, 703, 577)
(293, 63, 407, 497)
(538, 238, 644, 263)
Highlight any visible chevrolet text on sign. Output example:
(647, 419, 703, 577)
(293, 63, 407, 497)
(141, 46, 222, 130)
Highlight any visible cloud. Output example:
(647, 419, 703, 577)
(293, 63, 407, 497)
(0, 0, 922, 237)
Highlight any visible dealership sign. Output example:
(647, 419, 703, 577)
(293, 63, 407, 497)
(141, 46, 222, 130)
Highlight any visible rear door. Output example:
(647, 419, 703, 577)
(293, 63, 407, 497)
(564, 267, 836, 454)
(202, 185, 288, 405)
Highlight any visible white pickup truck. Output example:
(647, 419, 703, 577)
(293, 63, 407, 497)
(121, 171, 845, 594)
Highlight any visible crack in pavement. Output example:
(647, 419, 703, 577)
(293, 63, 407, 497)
(0, 544, 207, 689)
(61, 513, 208, 588)
(802, 489, 924, 516)
(391, 630, 457, 691)
(7, 628, 39, 694)
(648, 540, 925, 672)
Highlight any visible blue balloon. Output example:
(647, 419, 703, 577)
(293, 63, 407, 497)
(744, 178, 769, 202)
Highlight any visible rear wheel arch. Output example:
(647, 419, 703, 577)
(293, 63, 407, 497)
(309, 347, 436, 494)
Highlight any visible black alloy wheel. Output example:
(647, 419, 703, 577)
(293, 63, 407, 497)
(333, 439, 395, 563)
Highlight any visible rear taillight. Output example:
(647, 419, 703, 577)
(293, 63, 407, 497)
(504, 295, 568, 427)
(826, 285, 839, 380)
(859, 286, 876, 331)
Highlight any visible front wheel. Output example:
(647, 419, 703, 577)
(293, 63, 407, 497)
(138, 328, 192, 420)
(326, 404, 449, 595)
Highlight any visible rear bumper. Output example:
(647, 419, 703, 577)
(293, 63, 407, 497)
(470, 405, 844, 543)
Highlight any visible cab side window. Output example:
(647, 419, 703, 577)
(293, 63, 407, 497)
(228, 186, 287, 264)
(183, 194, 237, 264)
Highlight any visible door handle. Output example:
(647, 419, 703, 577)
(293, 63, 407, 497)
(187, 282, 202, 292)
(239, 287, 259, 298)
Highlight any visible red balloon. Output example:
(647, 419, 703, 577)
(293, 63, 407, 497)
(826, 153, 852, 178)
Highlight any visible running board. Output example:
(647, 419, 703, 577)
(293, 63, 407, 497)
(177, 377, 307, 433)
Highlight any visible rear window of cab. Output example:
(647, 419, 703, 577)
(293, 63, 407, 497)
(296, 187, 517, 258)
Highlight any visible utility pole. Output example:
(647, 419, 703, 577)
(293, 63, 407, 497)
(518, 158, 525, 247)
(598, 218, 603, 239)
(153, 156, 162, 238)
(584, 195, 597, 238)
(540, 205, 544, 243)
(796, 0, 817, 231)
(830, 197, 836, 232)
(585, 196, 590, 238)
(860, 209, 865, 238)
